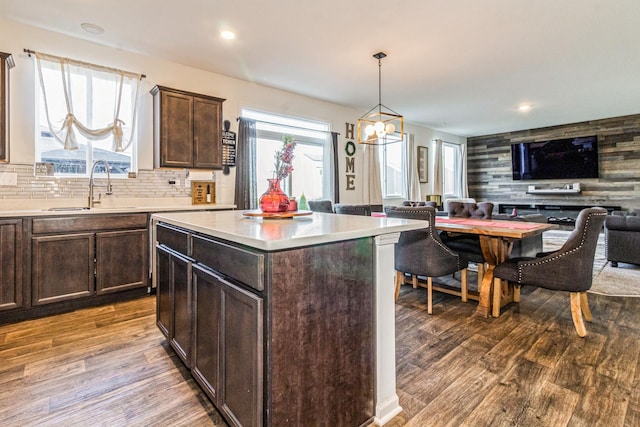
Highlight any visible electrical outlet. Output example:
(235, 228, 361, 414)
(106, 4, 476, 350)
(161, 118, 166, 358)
(0, 172, 18, 186)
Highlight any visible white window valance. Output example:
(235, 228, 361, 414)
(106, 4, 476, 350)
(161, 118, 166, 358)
(35, 52, 142, 152)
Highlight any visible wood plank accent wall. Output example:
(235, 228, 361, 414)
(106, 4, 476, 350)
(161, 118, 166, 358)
(467, 114, 640, 212)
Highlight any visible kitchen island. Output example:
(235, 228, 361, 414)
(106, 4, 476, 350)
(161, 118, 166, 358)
(151, 210, 427, 427)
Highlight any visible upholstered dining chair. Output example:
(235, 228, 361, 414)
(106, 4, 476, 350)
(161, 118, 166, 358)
(493, 207, 607, 337)
(308, 199, 334, 213)
(441, 201, 494, 287)
(334, 204, 371, 216)
(385, 206, 469, 314)
(402, 200, 437, 208)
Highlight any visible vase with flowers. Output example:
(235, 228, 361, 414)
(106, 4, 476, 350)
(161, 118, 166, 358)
(259, 135, 296, 213)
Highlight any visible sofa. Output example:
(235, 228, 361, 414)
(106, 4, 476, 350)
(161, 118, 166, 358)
(605, 211, 640, 266)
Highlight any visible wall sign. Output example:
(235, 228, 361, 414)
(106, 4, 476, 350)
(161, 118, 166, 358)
(222, 119, 236, 175)
(345, 122, 356, 190)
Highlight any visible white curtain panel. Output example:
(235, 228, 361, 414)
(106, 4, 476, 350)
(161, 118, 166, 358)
(432, 138, 444, 196)
(458, 143, 469, 198)
(407, 133, 422, 201)
(35, 52, 141, 151)
(363, 144, 383, 205)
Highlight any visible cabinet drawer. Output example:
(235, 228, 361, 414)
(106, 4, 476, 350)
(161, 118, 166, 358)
(157, 222, 190, 255)
(33, 213, 148, 234)
(192, 235, 265, 291)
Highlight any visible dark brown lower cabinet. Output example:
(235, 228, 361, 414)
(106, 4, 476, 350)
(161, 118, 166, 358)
(171, 250, 192, 367)
(155, 244, 193, 367)
(96, 229, 148, 294)
(0, 219, 23, 311)
(32, 233, 95, 305)
(30, 214, 149, 307)
(155, 245, 173, 339)
(192, 264, 263, 427)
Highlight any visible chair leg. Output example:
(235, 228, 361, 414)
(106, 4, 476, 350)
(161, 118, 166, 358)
(580, 292, 593, 322)
(412, 274, 418, 289)
(570, 292, 588, 337)
(427, 277, 433, 315)
(394, 271, 403, 301)
(513, 284, 521, 303)
(461, 268, 468, 302)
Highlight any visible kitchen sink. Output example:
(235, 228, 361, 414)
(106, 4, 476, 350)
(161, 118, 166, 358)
(44, 207, 90, 211)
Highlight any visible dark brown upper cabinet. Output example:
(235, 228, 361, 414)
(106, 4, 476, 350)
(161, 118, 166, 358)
(1, 52, 15, 162)
(151, 85, 225, 169)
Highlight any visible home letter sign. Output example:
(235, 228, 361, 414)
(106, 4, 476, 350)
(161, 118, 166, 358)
(345, 122, 356, 191)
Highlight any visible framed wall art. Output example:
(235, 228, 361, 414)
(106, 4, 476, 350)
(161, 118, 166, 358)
(418, 146, 428, 183)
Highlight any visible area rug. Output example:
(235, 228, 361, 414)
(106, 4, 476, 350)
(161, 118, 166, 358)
(542, 230, 640, 297)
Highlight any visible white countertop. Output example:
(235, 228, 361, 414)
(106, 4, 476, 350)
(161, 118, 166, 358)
(0, 203, 236, 218)
(152, 210, 428, 251)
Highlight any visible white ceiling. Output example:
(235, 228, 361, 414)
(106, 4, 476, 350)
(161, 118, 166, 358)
(2, 0, 640, 137)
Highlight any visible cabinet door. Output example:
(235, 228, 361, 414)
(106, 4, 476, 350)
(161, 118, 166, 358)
(192, 264, 263, 427)
(96, 229, 148, 294)
(0, 219, 22, 311)
(193, 96, 223, 169)
(192, 264, 222, 404)
(31, 233, 95, 305)
(156, 245, 173, 339)
(220, 277, 263, 427)
(160, 90, 193, 167)
(170, 249, 193, 368)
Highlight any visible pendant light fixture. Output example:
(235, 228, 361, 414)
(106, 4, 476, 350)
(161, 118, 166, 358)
(357, 52, 404, 145)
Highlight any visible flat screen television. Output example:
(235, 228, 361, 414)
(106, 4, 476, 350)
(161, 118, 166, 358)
(511, 135, 599, 180)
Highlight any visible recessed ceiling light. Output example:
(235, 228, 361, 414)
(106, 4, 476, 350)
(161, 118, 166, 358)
(517, 104, 532, 112)
(221, 30, 236, 40)
(81, 22, 104, 35)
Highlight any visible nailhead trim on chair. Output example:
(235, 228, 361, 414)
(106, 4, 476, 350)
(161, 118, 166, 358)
(392, 206, 465, 271)
(516, 211, 607, 282)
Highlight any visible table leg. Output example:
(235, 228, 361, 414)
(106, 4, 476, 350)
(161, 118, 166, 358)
(476, 236, 513, 318)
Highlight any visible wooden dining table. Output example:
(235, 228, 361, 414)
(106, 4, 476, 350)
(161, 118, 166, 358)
(435, 217, 557, 317)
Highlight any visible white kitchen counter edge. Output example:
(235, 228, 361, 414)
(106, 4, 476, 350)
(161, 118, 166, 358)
(0, 204, 236, 218)
(152, 210, 428, 251)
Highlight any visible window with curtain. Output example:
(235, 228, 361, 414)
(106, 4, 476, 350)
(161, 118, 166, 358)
(241, 109, 330, 200)
(379, 134, 407, 198)
(442, 142, 461, 197)
(34, 53, 141, 176)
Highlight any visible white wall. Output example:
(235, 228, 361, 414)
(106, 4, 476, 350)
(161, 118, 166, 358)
(0, 17, 465, 206)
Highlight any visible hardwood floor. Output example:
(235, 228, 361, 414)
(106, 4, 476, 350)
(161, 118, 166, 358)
(390, 278, 640, 427)
(0, 297, 226, 427)
(1, 282, 638, 427)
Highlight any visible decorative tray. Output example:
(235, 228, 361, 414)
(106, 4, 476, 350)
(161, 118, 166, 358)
(242, 210, 313, 219)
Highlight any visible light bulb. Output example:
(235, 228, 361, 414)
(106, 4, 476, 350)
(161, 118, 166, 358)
(374, 121, 385, 133)
(365, 125, 375, 136)
(385, 123, 396, 134)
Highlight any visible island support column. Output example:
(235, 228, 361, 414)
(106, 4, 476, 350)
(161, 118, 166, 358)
(373, 232, 402, 425)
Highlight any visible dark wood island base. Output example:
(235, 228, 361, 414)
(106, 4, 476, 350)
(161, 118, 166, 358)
(155, 222, 376, 426)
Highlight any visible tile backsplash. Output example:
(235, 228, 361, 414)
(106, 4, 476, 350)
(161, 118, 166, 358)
(0, 163, 231, 202)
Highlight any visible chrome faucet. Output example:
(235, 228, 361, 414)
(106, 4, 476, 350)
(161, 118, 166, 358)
(88, 160, 113, 208)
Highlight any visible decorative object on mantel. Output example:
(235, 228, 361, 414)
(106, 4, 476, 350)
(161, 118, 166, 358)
(357, 52, 404, 146)
(259, 134, 296, 213)
(527, 182, 581, 194)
